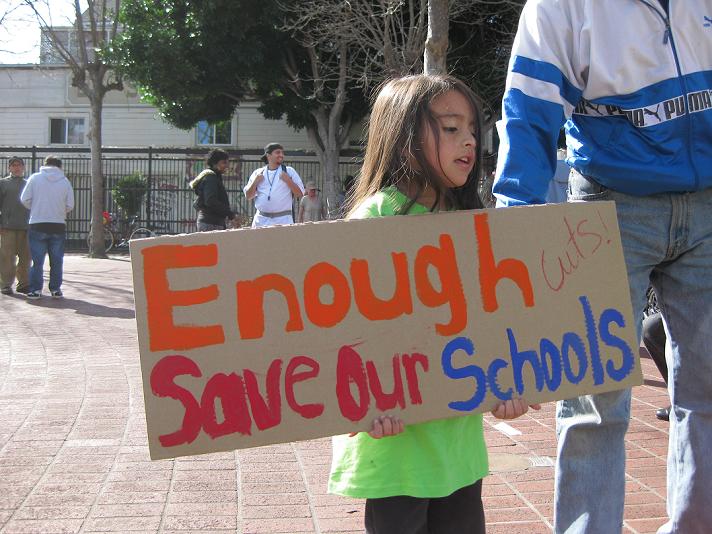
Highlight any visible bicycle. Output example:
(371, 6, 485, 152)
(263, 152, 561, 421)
(113, 215, 158, 248)
(87, 213, 160, 253)
(86, 211, 117, 253)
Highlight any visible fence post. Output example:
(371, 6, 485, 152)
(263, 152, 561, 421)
(31, 146, 37, 173)
(147, 146, 153, 225)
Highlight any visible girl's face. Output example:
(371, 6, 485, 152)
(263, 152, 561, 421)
(421, 89, 477, 189)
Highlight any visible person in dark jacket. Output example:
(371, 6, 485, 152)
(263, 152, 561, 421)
(190, 149, 236, 231)
(0, 157, 31, 295)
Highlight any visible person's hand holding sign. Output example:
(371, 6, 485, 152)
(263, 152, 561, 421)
(491, 398, 541, 420)
(350, 415, 405, 439)
(350, 399, 540, 440)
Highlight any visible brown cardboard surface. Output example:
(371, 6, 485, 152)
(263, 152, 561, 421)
(130, 201, 642, 460)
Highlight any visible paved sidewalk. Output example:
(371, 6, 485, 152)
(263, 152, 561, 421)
(0, 254, 670, 533)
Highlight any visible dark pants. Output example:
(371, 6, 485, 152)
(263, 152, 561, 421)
(196, 221, 226, 232)
(642, 311, 668, 383)
(365, 480, 485, 534)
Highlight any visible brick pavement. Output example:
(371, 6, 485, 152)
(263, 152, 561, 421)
(0, 254, 671, 533)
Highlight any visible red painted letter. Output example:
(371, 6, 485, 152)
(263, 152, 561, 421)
(243, 359, 283, 431)
(285, 356, 324, 419)
(336, 345, 370, 422)
(366, 355, 405, 411)
(201, 372, 252, 438)
(402, 352, 429, 405)
(150, 355, 202, 447)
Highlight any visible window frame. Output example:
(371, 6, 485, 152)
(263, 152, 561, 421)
(195, 119, 234, 146)
(49, 117, 86, 145)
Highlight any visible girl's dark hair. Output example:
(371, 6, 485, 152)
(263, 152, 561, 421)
(346, 74, 484, 217)
(206, 148, 229, 169)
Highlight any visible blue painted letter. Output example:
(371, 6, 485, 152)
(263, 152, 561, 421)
(441, 337, 487, 411)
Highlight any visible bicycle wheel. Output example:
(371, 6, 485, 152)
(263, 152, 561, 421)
(87, 228, 114, 253)
(129, 227, 156, 241)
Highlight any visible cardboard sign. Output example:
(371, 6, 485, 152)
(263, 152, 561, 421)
(130, 202, 642, 460)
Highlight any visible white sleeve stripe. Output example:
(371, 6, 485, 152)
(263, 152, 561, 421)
(508, 72, 575, 118)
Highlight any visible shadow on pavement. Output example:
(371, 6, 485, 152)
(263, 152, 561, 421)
(25, 296, 135, 319)
(62, 277, 136, 297)
(644, 378, 666, 388)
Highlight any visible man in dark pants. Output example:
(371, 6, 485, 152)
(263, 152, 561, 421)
(190, 148, 236, 231)
(0, 157, 31, 295)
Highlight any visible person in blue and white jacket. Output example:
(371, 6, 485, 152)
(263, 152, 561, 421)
(493, 1, 712, 533)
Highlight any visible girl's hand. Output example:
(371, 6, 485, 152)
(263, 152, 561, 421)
(491, 398, 541, 420)
(348, 415, 405, 439)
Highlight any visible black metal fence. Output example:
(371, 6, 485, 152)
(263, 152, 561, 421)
(0, 146, 362, 251)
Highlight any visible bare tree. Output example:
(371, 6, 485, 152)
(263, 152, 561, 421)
(449, 0, 524, 127)
(0, 2, 28, 56)
(424, 0, 449, 75)
(275, 1, 373, 213)
(278, 0, 485, 210)
(24, 0, 122, 258)
(279, 0, 447, 210)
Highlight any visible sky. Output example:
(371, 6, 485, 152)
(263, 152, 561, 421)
(0, 1, 84, 64)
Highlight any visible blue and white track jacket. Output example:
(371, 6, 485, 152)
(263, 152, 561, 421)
(493, 0, 712, 206)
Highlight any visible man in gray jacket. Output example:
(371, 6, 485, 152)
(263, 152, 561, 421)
(20, 156, 74, 299)
(0, 157, 30, 295)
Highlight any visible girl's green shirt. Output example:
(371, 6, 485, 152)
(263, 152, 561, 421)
(328, 186, 488, 499)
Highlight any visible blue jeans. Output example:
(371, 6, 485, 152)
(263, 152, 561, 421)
(555, 173, 712, 533)
(28, 229, 65, 293)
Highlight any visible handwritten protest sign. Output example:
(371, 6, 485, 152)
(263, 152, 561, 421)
(130, 202, 642, 460)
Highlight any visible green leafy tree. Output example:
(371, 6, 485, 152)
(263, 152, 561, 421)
(114, 0, 368, 211)
(111, 172, 147, 218)
(112, 0, 286, 129)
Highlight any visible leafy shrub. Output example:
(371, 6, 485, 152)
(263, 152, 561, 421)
(112, 172, 148, 217)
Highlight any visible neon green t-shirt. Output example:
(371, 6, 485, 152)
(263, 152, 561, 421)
(328, 187, 489, 499)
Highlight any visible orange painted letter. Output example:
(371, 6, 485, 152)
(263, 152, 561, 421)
(303, 262, 351, 328)
(414, 234, 467, 336)
(142, 244, 224, 352)
(351, 253, 413, 320)
(236, 274, 304, 340)
(475, 213, 534, 312)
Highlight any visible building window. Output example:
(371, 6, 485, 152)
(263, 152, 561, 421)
(50, 118, 85, 144)
(196, 120, 232, 145)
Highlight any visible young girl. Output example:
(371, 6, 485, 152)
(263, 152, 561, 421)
(328, 75, 539, 534)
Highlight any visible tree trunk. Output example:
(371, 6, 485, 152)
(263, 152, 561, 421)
(424, 0, 449, 75)
(88, 93, 107, 258)
(322, 150, 340, 218)
(306, 124, 341, 219)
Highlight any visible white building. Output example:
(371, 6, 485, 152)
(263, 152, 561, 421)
(0, 64, 332, 151)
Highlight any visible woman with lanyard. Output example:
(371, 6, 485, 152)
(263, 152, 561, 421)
(244, 143, 305, 228)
